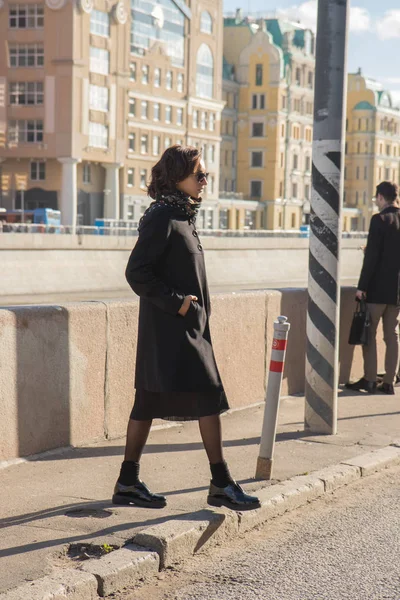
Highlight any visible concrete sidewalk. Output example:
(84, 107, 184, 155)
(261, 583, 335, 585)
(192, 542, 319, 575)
(1, 387, 399, 596)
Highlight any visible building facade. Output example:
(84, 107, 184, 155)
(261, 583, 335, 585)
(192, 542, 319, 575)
(344, 69, 400, 231)
(221, 13, 315, 230)
(0, 0, 224, 226)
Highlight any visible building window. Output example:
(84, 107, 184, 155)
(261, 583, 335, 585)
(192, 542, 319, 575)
(364, 166, 368, 180)
(252, 122, 263, 137)
(210, 145, 215, 163)
(280, 152, 284, 168)
(260, 94, 265, 110)
(130, 62, 136, 81)
(356, 166, 360, 180)
(292, 183, 298, 198)
(165, 105, 172, 123)
(141, 100, 148, 119)
(386, 145, 391, 156)
(128, 133, 135, 152)
(282, 95, 287, 109)
(9, 44, 44, 67)
(90, 9, 110, 37)
(255, 64, 263, 86)
(293, 154, 298, 170)
(251, 151, 262, 168)
(89, 122, 108, 148)
(203, 144, 208, 163)
(307, 72, 313, 89)
(140, 169, 147, 189)
(177, 138, 182, 145)
(177, 108, 183, 126)
(209, 176, 215, 194)
(209, 113, 215, 131)
(201, 112, 207, 130)
(305, 156, 311, 172)
(250, 181, 262, 198)
(252, 94, 257, 110)
(281, 123, 285, 138)
(83, 163, 91, 184)
(293, 125, 300, 140)
(9, 4, 43, 28)
(385, 168, 390, 180)
(153, 135, 160, 155)
(305, 128, 312, 143)
(9, 81, 43, 105)
(363, 191, 367, 205)
(30, 160, 45, 181)
(140, 134, 148, 154)
(196, 44, 214, 98)
(142, 65, 149, 84)
(291, 213, 296, 228)
(154, 68, 161, 87)
(193, 110, 198, 128)
(8, 119, 43, 143)
(295, 68, 301, 85)
(166, 70, 173, 90)
(89, 85, 109, 111)
(200, 10, 212, 34)
(355, 191, 359, 204)
(128, 98, 135, 116)
(224, 150, 228, 166)
(305, 184, 310, 200)
(164, 136, 171, 149)
(90, 47, 109, 75)
(127, 168, 134, 187)
(154, 102, 160, 121)
(177, 73, 184, 93)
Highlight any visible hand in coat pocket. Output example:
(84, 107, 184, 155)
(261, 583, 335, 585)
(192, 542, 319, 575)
(178, 295, 198, 317)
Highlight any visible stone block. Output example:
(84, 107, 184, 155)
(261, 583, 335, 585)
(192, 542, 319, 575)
(101, 300, 139, 439)
(133, 509, 238, 568)
(81, 545, 159, 597)
(312, 464, 361, 492)
(342, 446, 400, 476)
(210, 293, 267, 409)
(0, 569, 98, 600)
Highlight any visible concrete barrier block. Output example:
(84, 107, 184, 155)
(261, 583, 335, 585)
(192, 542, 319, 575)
(0, 569, 98, 600)
(312, 464, 361, 492)
(278, 289, 308, 395)
(210, 293, 267, 408)
(133, 509, 238, 568)
(102, 300, 139, 439)
(341, 446, 400, 476)
(0, 310, 19, 461)
(66, 302, 107, 447)
(81, 545, 159, 597)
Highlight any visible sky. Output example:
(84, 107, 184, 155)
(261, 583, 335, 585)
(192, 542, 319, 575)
(223, 0, 400, 107)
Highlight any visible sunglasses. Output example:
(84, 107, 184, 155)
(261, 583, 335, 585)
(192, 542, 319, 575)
(194, 171, 209, 183)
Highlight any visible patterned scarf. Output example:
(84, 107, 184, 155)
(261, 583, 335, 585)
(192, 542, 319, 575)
(155, 189, 202, 222)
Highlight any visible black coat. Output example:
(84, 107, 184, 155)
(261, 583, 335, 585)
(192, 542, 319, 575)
(358, 206, 400, 305)
(125, 202, 224, 393)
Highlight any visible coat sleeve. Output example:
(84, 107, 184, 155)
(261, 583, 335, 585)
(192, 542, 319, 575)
(125, 208, 185, 315)
(357, 214, 384, 292)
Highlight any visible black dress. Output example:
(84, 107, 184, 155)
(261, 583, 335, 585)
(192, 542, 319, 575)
(125, 200, 229, 421)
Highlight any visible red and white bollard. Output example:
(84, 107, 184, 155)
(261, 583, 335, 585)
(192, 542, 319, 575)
(256, 315, 290, 480)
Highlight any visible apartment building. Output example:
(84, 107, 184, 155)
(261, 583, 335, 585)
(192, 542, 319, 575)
(344, 69, 400, 231)
(222, 13, 315, 230)
(0, 0, 224, 226)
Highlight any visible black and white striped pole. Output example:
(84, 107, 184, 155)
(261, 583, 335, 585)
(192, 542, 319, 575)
(305, 0, 349, 434)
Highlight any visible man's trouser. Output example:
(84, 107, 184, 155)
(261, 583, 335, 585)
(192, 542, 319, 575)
(363, 304, 400, 384)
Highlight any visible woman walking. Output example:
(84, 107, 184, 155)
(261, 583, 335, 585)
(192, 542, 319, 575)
(112, 145, 260, 511)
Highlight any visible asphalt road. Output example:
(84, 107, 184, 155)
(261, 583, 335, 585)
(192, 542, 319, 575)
(0, 277, 358, 306)
(123, 466, 400, 600)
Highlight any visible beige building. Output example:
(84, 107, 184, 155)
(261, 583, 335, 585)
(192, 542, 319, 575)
(221, 13, 315, 230)
(344, 69, 400, 231)
(0, 0, 224, 226)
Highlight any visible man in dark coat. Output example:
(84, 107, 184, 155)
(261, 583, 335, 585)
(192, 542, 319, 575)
(346, 181, 400, 395)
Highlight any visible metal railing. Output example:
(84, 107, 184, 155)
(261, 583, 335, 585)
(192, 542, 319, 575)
(0, 223, 368, 238)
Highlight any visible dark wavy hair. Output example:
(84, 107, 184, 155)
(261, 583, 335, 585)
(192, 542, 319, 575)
(376, 181, 398, 203)
(147, 145, 202, 199)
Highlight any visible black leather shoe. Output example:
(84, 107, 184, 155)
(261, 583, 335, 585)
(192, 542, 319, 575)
(377, 382, 395, 395)
(112, 480, 166, 508)
(207, 481, 260, 511)
(345, 377, 377, 394)
(377, 374, 400, 385)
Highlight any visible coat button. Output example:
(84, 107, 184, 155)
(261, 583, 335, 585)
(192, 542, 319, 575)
(192, 230, 198, 237)
(197, 244, 203, 251)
